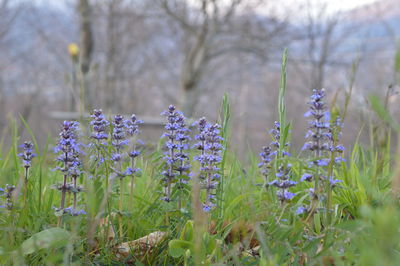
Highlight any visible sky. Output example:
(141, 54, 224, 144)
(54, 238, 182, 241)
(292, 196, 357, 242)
(33, 0, 380, 16)
(326, 0, 377, 12)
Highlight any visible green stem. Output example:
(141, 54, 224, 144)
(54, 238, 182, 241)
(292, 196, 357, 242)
(119, 177, 124, 239)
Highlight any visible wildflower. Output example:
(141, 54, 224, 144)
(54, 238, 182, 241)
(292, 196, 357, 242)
(175, 113, 191, 186)
(110, 114, 133, 179)
(194, 118, 223, 212)
(302, 89, 343, 184)
(125, 114, 143, 196)
(301, 89, 346, 218)
(268, 164, 297, 204)
(303, 89, 332, 158)
(54, 121, 83, 222)
(111, 114, 129, 158)
(296, 206, 308, 215)
(126, 114, 143, 136)
(0, 185, 16, 210)
(89, 109, 110, 166)
(301, 173, 313, 182)
(331, 117, 346, 167)
(160, 105, 190, 202)
(277, 190, 296, 201)
(329, 177, 342, 187)
(90, 109, 109, 142)
(19, 141, 36, 184)
(126, 114, 143, 175)
(259, 121, 290, 186)
(19, 141, 35, 170)
(258, 146, 275, 184)
(64, 207, 86, 216)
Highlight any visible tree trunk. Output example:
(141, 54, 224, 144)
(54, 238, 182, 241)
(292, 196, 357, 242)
(181, 83, 200, 118)
(78, 0, 94, 111)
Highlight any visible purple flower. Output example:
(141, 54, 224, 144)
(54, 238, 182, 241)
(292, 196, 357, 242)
(89, 109, 110, 165)
(301, 173, 313, 182)
(54, 121, 82, 177)
(129, 150, 140, 158)
(269, 164, 297, 203)
(126, 114, 143, 136)
(0, 184, 16, 210)
(296, 206, 307, 215)
(112, 115, 129, 152)
(90, 109, 109, 142)
(315, 159, 329, 167)
(64, 207, 87, 216)
(160, 105, 191, 202)
(194, 118, 223, 212)
(302, 89, 346, 209)
(335, 145, 345, 152)
(329, 177, 342, 187)
(259, 122, 290, 185)
(54, 121, 83, 217)
(202, 202, 215, 212)
(19, 141, 35, 169)
(335, 157, 346, 164)
(277, 190, 296, 201)
(110, 114, 138, 179)
(303, 89, 331, 156)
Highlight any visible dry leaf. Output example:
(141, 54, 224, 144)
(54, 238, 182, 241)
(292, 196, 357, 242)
(242, 245, 260, 257)
(115, 231, 167, 257)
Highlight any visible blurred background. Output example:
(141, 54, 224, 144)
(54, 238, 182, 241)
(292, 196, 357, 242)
(0, 0, 399, 157)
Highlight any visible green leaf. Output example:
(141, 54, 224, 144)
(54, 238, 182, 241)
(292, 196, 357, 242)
(225, 193, 250, 215)
(168, 239, 193, 258)
(314, 213, 321, 235)
(180, 220, 194, 241)
(369, 95, 400, 131)
(19, 228, 72, 255)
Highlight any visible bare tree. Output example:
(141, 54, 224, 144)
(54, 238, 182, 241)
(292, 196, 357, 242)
(0, 0, 24, 128)
(290, 1, 359, 90)
(158, 0, 288, 117)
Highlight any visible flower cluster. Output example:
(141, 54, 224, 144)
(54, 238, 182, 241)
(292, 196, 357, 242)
(0, 185, 16, 210)
(260, 121, 296, 203)
(90, 109, 109, 143)
(126, 114, 143, 136)
(301, 89, 344, 185)
(269, 164, 297, 203)
(327, 116, 345, 186)
(64, 206, 87, 216)
(54, 121, 85, 216)
(19, 141, 35, 170)
(259, 146, 275, 181)
(110, 114, 140, 178)
(259, 121, 290, 185)
(126, 114, 143, 176)
(194, 118, 224, 212)
(296, 89, 345, 215)
(55, 121, 82, 177)
(90, 109, 109, 165)
(175, 113, 191, 187)
(111, 114, 129, 163)
(302, 89, 331, 159)
(160, 105, 191, 202)
(19, 141, 36, 185)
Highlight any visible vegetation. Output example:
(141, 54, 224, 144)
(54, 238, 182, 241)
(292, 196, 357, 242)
(0, 52, 399, 265)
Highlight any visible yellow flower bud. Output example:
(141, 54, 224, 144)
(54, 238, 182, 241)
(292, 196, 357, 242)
(68, 43, 79, 61)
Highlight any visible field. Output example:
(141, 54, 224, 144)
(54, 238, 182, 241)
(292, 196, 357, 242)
(0, 54, 399, 265)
